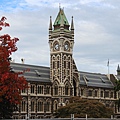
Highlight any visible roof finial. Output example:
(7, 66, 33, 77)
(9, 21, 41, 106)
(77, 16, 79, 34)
(71, 16, 74, 30)
(59, 3, 61, 10)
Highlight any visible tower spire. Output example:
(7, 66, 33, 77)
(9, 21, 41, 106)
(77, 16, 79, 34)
(117, 64, 120, 75)
(53, 8, 69, 30)
(71, 16, 74, 30)
(49, 16, 52, 30)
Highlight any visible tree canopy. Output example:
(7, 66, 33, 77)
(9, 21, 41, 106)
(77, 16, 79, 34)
(54, 97, 114, 118)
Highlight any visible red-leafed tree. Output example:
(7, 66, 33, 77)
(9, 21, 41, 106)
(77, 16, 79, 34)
(0, 17, 28, 119)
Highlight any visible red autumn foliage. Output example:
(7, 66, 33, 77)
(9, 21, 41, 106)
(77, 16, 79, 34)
(0, 17, 28, 104)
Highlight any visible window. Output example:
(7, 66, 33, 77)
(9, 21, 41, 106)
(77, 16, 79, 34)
(64, 61, 66, 68)
(31, 85, 35, 94)
(81, 89, 84, 96)
(57, 61, 59, 68)
(38, 101, 43, 112)
(46, 86, 50, 94)
(106, 104, 109, 107)
(68, 62, 70, 69)
(46, 101, 50, 112)
(110, 92, 114, 98)
(88, 90, 92, 97)
(54, 85, 58, 95)
(104, 91, 109, 98)
(31, 101, 35, 112)
(38, 85, 44, 94)
(31, 116, 35, 119)
(54, 101, 58, 110)
(53, 62, 55, 69)
(21, 100, 26, 112)
(21, 89, 26, 93)
(65, 85, 69, 95)
(94, 90, 98, 97)
(101, 91, 104, 97)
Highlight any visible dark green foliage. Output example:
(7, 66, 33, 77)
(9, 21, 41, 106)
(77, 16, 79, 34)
(114, 79, 120, 112)
(0, 96, 18, 119)
(54, 97, 114, 118)
(114, 79, 120, 92)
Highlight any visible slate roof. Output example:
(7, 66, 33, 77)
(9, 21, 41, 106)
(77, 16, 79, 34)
(115, 75, 120, 80)
(10, 63, 114, 89)
(10, 62, 51, 83)
(79, 71, 114, 89)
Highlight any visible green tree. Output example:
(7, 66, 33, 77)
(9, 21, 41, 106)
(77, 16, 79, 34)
(114, 79, 120, 92)
(0, 96, 18, 119)
(114, 79, 120, 113)
(54, 97, 113, 118)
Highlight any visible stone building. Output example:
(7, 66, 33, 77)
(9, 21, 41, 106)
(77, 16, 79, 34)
(11, 8, 119, 119)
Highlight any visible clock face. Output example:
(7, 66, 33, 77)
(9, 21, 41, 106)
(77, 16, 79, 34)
(64, 42, 69, 51)
(54, 43, 59, 50)
(65, 44, 68, 50)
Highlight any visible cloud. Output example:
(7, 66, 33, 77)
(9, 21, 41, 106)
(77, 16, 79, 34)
(0, 0, 120, 75)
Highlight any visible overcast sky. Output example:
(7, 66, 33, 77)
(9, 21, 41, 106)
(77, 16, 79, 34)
(0, 0, 120, 74)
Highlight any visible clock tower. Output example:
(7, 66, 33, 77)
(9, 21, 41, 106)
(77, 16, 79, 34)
(49, 8, 79, 109)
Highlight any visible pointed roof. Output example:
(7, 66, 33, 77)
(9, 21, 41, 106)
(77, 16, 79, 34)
(53, 8, 69, 26)
(71, 16, 74, 30)
(117, 64, 120, 71)
(49, 16, 52, 30)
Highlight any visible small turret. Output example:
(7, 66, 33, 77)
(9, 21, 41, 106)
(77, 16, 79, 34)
(71, 16, 74, 31)
(71, 16, 74, 39)
(117, 64, 120, 75)
(49, 16, 52, 30)
(49, 16, 52, 39)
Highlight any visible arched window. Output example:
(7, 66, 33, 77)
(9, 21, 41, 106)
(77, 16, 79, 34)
(54, 101, 58, 110)
(105, 91, 109, 98)
(31, 100, 35, 112)
(21, 89, 26, 93)
(94, 90, 98, 97)
(46, 101, 50, 112)
(68, 62, 70, 69)
(57, 61, 59, 68)
(54, 85, 58, 95)
(21, 99, 26, 112)
(88, 90, 92, 97)
(46, 86, 50, 94)
(73, 79, 76, 96)
(31, 84, 35, 94)
(64, 61, 66, 68)
(38, 85, 44, 94)
(65, 84, 69, 95)
(53, 61, 55, 69)
(37, 100, 43, 112)
(110, 92, 113, 98)
(101, 91, 104, 97)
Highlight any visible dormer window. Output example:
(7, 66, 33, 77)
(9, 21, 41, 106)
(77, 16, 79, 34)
(100, 77, 105, 83)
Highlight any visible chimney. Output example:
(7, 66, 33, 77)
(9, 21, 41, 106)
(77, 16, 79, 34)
(21, 58, 25, 64)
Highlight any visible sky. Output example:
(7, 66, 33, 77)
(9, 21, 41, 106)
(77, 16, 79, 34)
(0, 0, 120, 74)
